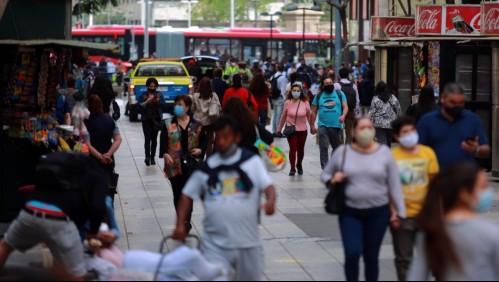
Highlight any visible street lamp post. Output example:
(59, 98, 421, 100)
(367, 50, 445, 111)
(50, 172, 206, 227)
(261, 12, 282, 61)
(287, 5, 322, 58)
(181, 0, 199, 28)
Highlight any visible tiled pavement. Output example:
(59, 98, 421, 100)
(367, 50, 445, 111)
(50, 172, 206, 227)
(6, 98, 499, 281)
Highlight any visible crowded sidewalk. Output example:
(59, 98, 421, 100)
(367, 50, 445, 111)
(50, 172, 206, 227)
(4, 98, 499, 281)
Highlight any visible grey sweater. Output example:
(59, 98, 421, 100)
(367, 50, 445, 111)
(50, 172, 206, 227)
(408, 218, 499, 281)
(321, 145, 406, 218)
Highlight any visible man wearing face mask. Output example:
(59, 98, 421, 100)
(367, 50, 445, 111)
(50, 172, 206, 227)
(390, 116, 439, 281)
(417, 83, 490, 169)
(225, 58, 240, 82)
(311, 78, 349, 169)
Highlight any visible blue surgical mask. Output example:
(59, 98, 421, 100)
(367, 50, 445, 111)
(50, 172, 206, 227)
(292, 92, 301, 99)
(399, 132, 419, 149)
(220, 143, 238, 159)
(474, 188, 494, 213)
(174, 105, 185, 117)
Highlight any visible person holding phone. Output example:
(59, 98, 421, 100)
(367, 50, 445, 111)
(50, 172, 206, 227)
(417, 83, 490, 169)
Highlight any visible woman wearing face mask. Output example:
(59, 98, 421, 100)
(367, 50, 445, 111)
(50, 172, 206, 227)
(369, 81, 402, 147)
(278, 85, 313, 176)
(139, 78, 167, 166)
(321, 117, 406, 282)
(408, 163, 499, 281)
(160, 95, 206, 233)
(390, 116, 439, 281)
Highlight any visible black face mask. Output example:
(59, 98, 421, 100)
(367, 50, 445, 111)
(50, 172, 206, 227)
(445, 106, 463, 120)
(148, 88, 156, 93)
(324, 85, 334, 94)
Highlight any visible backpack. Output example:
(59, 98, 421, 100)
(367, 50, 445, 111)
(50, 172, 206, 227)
(315, 90, 344, 116)
(339, 82, 357, 111)
(270, 74, 283, 99)
(112, 100, 121, 121)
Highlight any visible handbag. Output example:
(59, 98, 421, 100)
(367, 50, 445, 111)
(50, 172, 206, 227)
(254, 126, 287, 172)
(282, 101, 300, 136)
(180, 153, 200, 175)
(324, 145, 348, 215)
(208, 93, 221, 118)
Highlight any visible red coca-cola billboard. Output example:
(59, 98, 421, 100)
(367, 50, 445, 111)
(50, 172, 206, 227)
(416, 5, 481, 36)
(481, 2, 499, 35)
(371, 17, 416, 40)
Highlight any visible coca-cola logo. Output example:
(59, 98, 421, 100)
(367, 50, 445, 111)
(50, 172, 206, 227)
(418, 9, 440, 31)
(384, 21, 416, 37)
(484, 8, 499, 32)
(470, 13, 481, 30)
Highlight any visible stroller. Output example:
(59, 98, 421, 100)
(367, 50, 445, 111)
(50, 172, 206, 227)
(106, 236, 226, 281)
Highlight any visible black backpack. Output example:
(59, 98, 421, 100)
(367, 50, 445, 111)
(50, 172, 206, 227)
(112, 100, 121, 121)
(270, 74, 283, 99)
(339, 82, 357, 111)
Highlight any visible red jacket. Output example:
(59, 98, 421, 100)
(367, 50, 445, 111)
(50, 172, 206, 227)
(222, 87, 259, 117)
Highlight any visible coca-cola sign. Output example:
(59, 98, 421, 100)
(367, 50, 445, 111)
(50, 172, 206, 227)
(416, 6, 443, 35)
(481, 3, 499, 35)
(371, 17, 416, 40)
(416, 5, 481, 36)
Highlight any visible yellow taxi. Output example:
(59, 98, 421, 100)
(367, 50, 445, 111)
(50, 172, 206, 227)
(128, 59, 193, 121)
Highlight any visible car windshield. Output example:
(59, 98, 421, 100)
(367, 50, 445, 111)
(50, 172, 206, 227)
(136, 64, 187, 77)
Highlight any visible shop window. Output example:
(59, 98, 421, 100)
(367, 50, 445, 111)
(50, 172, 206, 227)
(476, 55, 491, 103)
(455, 53, 491, 103)
(455, 54, 473, 101)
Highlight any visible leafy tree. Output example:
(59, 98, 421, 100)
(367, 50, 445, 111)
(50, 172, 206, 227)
(192, 0, 272, 24)
(72, 0, 118, 16)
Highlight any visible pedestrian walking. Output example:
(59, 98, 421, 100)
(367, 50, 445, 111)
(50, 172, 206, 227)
(212, 68, 228, 103)
(192, 77, 221, 157)
(223, 97, 273, 155)
(222, 74, 258, 117)
(249, 73, 270, 127)
(90, 76, 115, 115)
(369, 81, 402, 147)
(161, 95, 206, 234)
(270, 64, 288, 137)
(390, 116, 439, 281)
(85, 95, 123, 202)
(278, 84, 313, 176)
(358, 70, 375, 116)
(417, 83, 490, 169)
(321, 117, 406, 282)
(172, 116, 277, 281)
(338, 68, 360, 144)
(311, 77, 348, 169)
(139, 78, 167, 166)
(406, 85, 437, 123)
(0, 153, 108, 279)
(408, 163, 499, 281)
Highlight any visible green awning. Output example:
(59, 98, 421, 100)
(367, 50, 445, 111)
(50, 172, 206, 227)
(0, 39, 118, 50)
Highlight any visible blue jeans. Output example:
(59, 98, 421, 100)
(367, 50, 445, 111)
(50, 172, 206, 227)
(258, 109, 268, 127)
(339, 205, 390, 282)
(271, 97, 284, 134)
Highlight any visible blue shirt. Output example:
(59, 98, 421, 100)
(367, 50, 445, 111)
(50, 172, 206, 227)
(312, 91, 347, 129)
(417, 108, 489, 169)
(55, 94, 71, 125)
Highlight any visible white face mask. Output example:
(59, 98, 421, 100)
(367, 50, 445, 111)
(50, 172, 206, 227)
(355, 129, 375, 148)
(292, 92, 301, 99)
(399, 132, 419, 149)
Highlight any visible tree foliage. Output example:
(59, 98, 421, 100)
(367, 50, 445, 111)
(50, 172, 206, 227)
(192, 0, 272, 24)
(72, 0, 119, 16)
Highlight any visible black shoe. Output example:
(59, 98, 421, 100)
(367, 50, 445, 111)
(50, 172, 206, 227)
(289, 169, 296, 176)
(151, 158, 156, 165)
(297, 166, 304, 175)
(145, 158, 151, 166)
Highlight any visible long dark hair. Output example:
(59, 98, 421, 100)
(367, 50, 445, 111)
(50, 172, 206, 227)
(249, 73, 268, 97)
(231, 74, 242, 90)
(417, 163, 481, 280)
(416, 85, 437, 119)
(87, 95, 104, 116)
(90, 76, 115, 114)
(376, 81, 391, 103)
(197, 77, 213, 100)
(222, 97, 256, 140)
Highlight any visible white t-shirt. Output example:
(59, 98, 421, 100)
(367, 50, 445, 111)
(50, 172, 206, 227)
(183, 149, 273, 249)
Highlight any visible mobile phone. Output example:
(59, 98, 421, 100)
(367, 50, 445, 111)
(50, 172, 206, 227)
(466, 136, 477, 142)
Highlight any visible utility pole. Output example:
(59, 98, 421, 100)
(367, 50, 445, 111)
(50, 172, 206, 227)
(254, 0, 258, 28)
(230, 0, 235, 28)
(144, 0, 149, 58)
(334, 0, 342, 80)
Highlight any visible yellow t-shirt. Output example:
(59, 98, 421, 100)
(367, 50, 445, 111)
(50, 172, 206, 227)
(392, 145, 440, 218)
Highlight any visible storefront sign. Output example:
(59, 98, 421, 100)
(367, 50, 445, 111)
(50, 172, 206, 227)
(371, 17, 415, 40)
(481, 3, 499, 35)
(416, 5, 481, 36)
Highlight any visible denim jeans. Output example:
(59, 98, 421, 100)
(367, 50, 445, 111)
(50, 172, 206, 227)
(272, 97, 284, 134)
(339, 205, 390, 282)
(318, 126, 343, 169)
(258, 109, 268, 128)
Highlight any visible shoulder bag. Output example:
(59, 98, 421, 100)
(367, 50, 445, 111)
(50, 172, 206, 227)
(283, 101, 300, 136)
(324, 145, 348, 215)
(208, 93, 221, 118)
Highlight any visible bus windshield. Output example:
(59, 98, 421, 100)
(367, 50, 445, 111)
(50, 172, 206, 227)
(135, 64, 187, 77)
